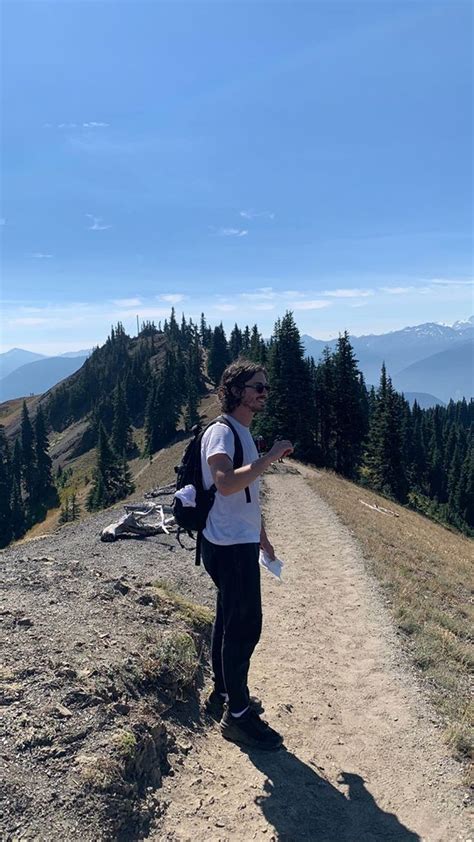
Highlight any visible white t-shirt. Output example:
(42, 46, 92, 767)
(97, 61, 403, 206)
(200, 415, 261, 545)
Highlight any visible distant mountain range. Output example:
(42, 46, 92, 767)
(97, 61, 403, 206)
(302, 317, 473, 405)
(1, 318, 472, 405)
(0, 350, 91, 402)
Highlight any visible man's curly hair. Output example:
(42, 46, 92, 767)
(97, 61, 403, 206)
(217, 358, 267, 413)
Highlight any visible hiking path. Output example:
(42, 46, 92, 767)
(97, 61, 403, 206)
(150, 465, 471, 842)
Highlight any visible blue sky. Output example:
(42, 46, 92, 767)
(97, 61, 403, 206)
(1, 0, 472, 354)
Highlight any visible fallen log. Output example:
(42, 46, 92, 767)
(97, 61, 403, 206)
(359, 500, 399, 517)
(101, 502, 175, 542)
(144, 483, 175, 499)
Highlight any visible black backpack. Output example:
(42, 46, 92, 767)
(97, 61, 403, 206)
(172, 415, 251, 565)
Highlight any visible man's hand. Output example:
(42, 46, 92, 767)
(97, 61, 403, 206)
(267, 439, 294, 462)
(260, 530, 276, 561)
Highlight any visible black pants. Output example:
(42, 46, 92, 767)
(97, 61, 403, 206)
(201, 535, 262, 714)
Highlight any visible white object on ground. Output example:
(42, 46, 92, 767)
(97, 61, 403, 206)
(259, 549, 284, 581)
(174, 484, 197, 507)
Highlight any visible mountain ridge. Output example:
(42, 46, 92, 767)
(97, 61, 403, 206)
(0, 355, 89, 402)
(301, 317, 473, 401)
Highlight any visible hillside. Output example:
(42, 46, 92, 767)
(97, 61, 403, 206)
(0, 355, 89, 402)
(402, 392, 445, 409)
(0, 348, 47, 379)
(1, 456, 471, 841)
(394, 341, 473, 404)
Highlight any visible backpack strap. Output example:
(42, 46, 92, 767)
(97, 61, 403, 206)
(194, 415, 251, 566)
(216, 416, 251, 503)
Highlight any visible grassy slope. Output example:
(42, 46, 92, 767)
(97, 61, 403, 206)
(301, 465, 473, 765)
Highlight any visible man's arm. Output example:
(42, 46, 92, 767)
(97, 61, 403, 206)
(260, 523, 275, 561)
(208, 438, 293, 497)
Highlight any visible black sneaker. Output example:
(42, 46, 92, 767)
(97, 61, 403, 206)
(220, 707, 283, 750)
(205, 690, 264, 721)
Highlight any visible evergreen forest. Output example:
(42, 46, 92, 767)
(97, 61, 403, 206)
(0, 308, 472, 549)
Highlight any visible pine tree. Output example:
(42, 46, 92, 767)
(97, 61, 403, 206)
(144, 377, 159, 457)
(229, 324, 243, 360)
(59, 497, 71, 524)
(255, 313, 313, 459)
(364, 365, 407, 502)
(165, 307, 180, 346)
(409, 403, 427, 491)
(87, 470, 109, 512)
(20, 401, 36, 513)
(34, 406, 59, 510)
(87, 423, 133, 510)
(111, 382, 133, 456)
(11, 478, 26, 539)
(87, 424, 114, 510)
(0, 426, 12, 548)
(314, 347, 336, 466)
(71, 493, 80, 520)
(208, 323, 230, 385)
(143, 348, 186, 457)
(188, 326, 205, 394)
(12, 439, 22, 488)
(249, 325, 263, 362)
(184, 375, 200, 430)
(119, 457, 135, 500)
(447, 436, 464, 513)
(199, 313, 212, 349)
(332, 332, 367, 478)
(454, 443, 474, 529)
(242, 326, 251, 356)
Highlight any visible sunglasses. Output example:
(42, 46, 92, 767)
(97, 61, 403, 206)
(244, 382, 270, 394)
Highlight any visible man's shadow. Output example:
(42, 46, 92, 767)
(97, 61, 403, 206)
(240, 746, 420, 842)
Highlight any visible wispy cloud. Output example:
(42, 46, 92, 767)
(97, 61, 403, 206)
(0, 218, 6, 226)
(322, 288, 375, 298)
(239, 287, 333, 312)
(240, 288, 332, 312)
(215, 227, 248, 237)
(5, 300, 174, 332)
(161, 294, 187, 304)
(32, 253, 53, 259)
(240, 210, 275, 220)
(44, 121, 109, 129)
(428, 277, 473, 287)
(113, 298, 142, 307)
(241, 287, 276, 301)
(10, 317, 50, 326)
(380, 286, 418, 295)
(213, 301, 238, 312)
(291, 300, 331, 311)
(86, 214, 112, 231)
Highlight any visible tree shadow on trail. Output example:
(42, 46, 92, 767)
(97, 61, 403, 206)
(240, 746, 421, 842)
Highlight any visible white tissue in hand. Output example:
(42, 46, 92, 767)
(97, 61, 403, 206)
(174, 484, 197, 507)
(259, 549, 284, 580)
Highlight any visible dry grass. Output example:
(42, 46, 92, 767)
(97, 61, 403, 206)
(0, 397, 28, 424)
(154, 579, 213, 634)
(301, 464, 474, 763)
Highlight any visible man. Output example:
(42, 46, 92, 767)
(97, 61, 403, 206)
(200, 359, 293, 750)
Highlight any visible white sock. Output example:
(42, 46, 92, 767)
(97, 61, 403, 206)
(231, 705, 249, 718)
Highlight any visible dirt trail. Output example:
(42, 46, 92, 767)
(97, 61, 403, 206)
(150, 466, 470, 842)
